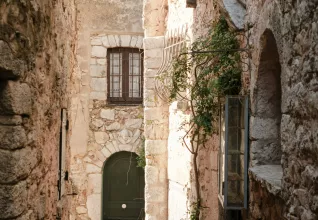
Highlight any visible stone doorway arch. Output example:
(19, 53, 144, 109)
(102, 151, 145, 220)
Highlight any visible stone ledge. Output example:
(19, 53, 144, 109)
(249, 165, 283, 196)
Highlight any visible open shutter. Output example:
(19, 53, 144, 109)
(219, 96, 249, 210)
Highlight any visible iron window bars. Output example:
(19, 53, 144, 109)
(218, 96, 249, 210)
(107, 48, 144, 105)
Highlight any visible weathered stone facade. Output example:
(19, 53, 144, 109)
(1, 0, 317, 220)
(69, 0, 145, 219)
(247, 0, 318, 219)
(70, 102, 144, 220)
(0, 0, 75, 219)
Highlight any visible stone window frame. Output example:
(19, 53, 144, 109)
(106, 47, 144, 105)
(90, 34, 144, 103)
(249, 29, 283, 195)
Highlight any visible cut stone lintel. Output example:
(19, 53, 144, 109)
(249, 165, 283, 196)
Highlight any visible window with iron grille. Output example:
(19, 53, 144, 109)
(107, 48, 143, 105)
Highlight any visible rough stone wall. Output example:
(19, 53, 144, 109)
(247, 0, 318, 219)
(249, 180, 285, 220)
(0, 0, 75, 219)
(69, 0, 144, 219)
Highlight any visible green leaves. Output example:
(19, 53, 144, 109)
(167, 17, 242, 136)
(136, 140, 146, 169)
(161, 18, 243, 219)
(162, 16, 242, 145)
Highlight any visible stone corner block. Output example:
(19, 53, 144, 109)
(90, 64, 106, 77)
(90, 77, 106, 92)
(90, 92, 106, 101)
(145, 185, 166, 203)
(145, 140, 167, 156)
(136, 36, 144, 48)
(143, 36, 164, 50)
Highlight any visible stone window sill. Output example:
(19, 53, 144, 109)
(249, 165, 283, 196)
(106, 103, 143, 107)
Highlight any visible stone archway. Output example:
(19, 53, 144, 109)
(102, 151, 145, 220)
(251, 29, 282, 165)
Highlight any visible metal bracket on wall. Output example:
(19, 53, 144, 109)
(154, 24, 190, 101)
(154, 25, 252, 102)
(179, 28, 252, 75)
(178, 27, 252, 96)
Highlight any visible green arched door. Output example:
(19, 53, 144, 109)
(103, 151, 145, 220)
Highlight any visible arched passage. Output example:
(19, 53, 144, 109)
(102, 151, 145, 220)
(252, 29, 282, 165)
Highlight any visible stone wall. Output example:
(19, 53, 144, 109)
(70, 102, 144, 220)
(0, 0, 75, 219)
(249, 179, 285, 220)
(69, 0, 144, 219)
(247, 0, 318, 219)
(143, 36, 169, 220)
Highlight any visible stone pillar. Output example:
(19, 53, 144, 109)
(143, 1, 169, 219)
(143, 36, 169, 220)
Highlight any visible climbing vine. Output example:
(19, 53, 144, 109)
(136, 138, 146, 169)
(160, 17, 242, 219)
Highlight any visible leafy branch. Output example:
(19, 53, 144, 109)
(158, 17, 242, 220)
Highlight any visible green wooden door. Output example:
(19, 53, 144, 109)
(103, 152, 145, 220)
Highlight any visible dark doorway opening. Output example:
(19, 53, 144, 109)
(102, 151, 145, 220)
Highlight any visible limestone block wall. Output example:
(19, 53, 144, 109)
(249, 179, 285, 219)
(143, 36, 170, 220)
(71, 102, 144, 220)
(0, 1, 75, 219)
(246, 0, 318, 219)
(69, 1, 145, 219)
(70, 33, 145, 220)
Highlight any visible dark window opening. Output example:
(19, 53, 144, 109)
(107, 48, 143, 105)
(253, 29, 282, 165)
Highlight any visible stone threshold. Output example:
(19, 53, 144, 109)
(249, 165, 283, 196)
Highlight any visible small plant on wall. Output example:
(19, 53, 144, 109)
(136, 138, 146, 169)
(158, 17, 242, 219)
